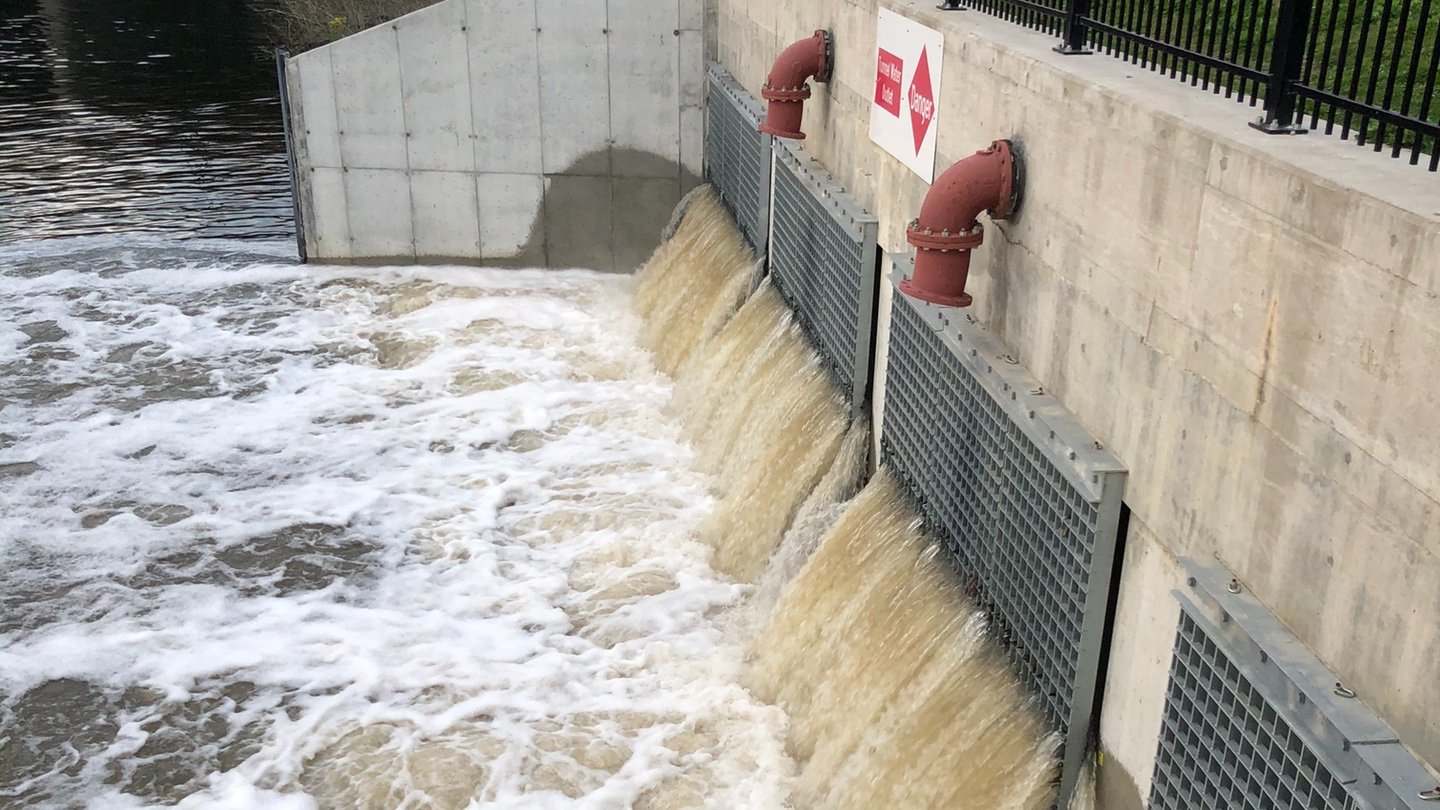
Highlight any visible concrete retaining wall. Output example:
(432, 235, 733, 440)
(284, 0, 705, 271)
(713, 0, 1440, 804)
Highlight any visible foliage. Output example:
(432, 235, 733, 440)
(260, 0, 441, 51)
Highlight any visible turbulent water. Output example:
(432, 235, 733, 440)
(748, 473, 1059, 810)
(2, 190, 1064, 808)
(0, 235, 793, 808)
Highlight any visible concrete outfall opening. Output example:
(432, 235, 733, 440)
(901, 139, 1024, 308)
(758, 30, 834, 141)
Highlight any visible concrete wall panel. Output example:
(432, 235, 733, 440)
(466, 0, 542, 175)
(295, 49, 341, 169)
(544, 175, 612, 270)
(679, 104, 704, 184)
(344, 168, 413, 259)
(613, 176, 681, 271)
(331, 28, 407, 170)
(477, 172, 545, 264)
(286, 0, 703, 269)
(307, 167, 350, 256)
(397, 1, 474, 172)
(535, 0, 610, 174)
(608, 0, 680, 176)
(411, 170, 481, 259)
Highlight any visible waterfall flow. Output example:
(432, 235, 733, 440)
(1, 189, 1065, 808)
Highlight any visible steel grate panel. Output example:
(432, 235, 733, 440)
(882, 296, 1096, 727)
(1153, 561, 1439, 810)
(1151, 612, 1358, 810)
(705, 63, 770, 254)
(767, 142, 879, 414)
(879, 256, 1126, 808)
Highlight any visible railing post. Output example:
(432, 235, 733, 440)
(1249, 0, 1312, 134)
(1053, 0, 1093, 55)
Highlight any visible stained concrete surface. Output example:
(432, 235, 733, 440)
(285, 0, 704, 270)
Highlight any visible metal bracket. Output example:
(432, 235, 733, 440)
(1248, 116, 1310, 135)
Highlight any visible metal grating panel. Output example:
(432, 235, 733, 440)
(705, 63, 771, 254)
(1153, 560, 1439, 810)
(767, 140, 880, 415)
(880, 256, 1126, 808)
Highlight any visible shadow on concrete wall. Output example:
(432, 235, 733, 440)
(492, 148, 701, 273)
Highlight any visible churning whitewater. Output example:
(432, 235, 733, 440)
(0, 235, 793, 808)
(2, 189, 1062, 809)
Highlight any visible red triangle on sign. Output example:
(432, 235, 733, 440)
(907, 47, 935, 155)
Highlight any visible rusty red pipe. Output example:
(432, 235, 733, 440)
(900, 140, 1024, 308)
(758, 30, 833, 140)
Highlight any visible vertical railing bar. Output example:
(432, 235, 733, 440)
(1125, 0, 1145, 62)
(1085, 0, 1104, 51)
(1181, 0, 1205, 84)
(1296, 0, 1324, 125)
(1238, 0, 1268, 103)
(1397, 0, 1433, 161)
(1412, 9, 1440, 166)
(1378, 0, 1414, 156)
(1207, 0, 1236, 91)
(1158, 0, 1181, 77)
(1344, 0, 1378, 142)
(1256, 0, 1281, 107)
(1360, 0, 1396, 149)
(1334, 0, 1362, 139)
(1139, 0, 1163, 70)
(1223, 0, 1250, 96)
(1311, 0, 1343, 131)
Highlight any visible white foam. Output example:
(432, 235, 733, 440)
(0, 240, 792, 808)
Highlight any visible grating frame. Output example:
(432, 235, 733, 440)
(704, 63, 771, 255)
(1152, 560, 1439, 810)
(880, 255, 1126, 809)
(767, 139, 880, 415)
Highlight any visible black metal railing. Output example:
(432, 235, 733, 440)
(948, 0, 1440, 169)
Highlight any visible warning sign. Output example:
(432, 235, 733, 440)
(869, 8, 944, 182)
(874, 48, 903, 116)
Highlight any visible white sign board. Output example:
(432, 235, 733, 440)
(868, 8, 945, 182)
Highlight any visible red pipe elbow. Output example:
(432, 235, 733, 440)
(758, 30, 833, 140)
(900, 140, 1023, 308)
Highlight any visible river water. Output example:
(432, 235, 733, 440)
(0, 5, 797, 807)
(1, 4, 1063, 808)
(0, 0, 292, 243)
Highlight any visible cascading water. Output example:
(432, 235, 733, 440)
(746, 473, 1059, 810)
(638, 189, 1066, 809)
(636, 197, 853, 583)
(3, 188, 1068, 808)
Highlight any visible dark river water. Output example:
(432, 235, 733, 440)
(0, 5, 794, 808)
(0, 0, 294, 244)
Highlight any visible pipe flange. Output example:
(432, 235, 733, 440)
(816, 29, 834, 84)
(984, 139, 1022, 220)
(900, 277, 973, 308)
(1002, 139, 1025, 219)
(761, 84, 813, 102)
(906, 221, 985, 251)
